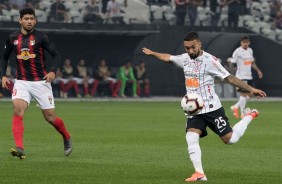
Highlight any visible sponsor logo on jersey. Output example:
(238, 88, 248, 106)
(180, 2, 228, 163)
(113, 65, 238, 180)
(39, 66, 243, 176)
(17, 48, 36, 60)
(185, 77, 199, 87)
(13, 40, 18, 45)
(30, 40, 35, 45)
(243, 60, 252, 65)
(184, 72, 198, 78)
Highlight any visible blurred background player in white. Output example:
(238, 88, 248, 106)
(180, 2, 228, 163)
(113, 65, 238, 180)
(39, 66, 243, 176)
(230, 36, 263, 118)
(142, 32, 266, 182)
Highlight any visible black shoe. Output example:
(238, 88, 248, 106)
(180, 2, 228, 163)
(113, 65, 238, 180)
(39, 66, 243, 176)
(64, 137, 72, 156)
(10, 147, 26, 160)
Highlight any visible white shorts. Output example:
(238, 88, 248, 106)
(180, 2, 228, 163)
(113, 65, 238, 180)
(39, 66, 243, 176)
(73, 77, 84, 84)
(73, 77, 97, 84)
(12, 80, 55, 109)
(53, 77, 69, 84)
(105, 77, 117, 83)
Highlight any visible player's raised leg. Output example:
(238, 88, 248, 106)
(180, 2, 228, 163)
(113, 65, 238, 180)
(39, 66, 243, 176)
(223, 108, 259, 144)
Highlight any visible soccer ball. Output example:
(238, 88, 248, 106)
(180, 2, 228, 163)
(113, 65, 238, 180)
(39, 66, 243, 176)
(181, 93, 204, 115)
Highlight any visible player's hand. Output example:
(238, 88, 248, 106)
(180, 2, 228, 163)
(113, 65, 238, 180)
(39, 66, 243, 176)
(257, 70, 263, 79)
(251, 88, 266, 99)
(43, 72, 56, 83)
(1, 76, 10, 89)
(142, 48, 153, 55)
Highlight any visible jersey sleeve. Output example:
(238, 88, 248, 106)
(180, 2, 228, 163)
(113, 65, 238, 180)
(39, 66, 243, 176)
(208, 57, 230, 80)
(249, 48, 255, 61)
(170, 54, 185, 68)
(231, 49, 238, 64)
(41, 33, 61, 73)
(1, 37, 14, 78)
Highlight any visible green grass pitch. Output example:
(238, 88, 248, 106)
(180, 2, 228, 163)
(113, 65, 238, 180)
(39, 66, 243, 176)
(0, 100, 281, 184)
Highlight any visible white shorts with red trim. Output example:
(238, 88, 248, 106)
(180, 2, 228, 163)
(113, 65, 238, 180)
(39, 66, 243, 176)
(12, 80, 55, 109)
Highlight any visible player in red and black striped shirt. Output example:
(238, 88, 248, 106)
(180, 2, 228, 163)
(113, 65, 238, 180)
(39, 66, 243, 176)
(1, 8, 72, 159)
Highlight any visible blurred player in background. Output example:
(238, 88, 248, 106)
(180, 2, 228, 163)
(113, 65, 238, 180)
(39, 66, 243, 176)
(230, 36, 263, 118)
(142, 32, 266, 182)
(134, 60, 150, 97)
(117, 60, 137, 97)
(1, 8, 72, 159)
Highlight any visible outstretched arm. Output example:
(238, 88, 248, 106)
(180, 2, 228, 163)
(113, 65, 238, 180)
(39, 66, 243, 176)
(252, 61, 263, 79)
(224, 75, 266, 98)
(142, 47, 172, 63)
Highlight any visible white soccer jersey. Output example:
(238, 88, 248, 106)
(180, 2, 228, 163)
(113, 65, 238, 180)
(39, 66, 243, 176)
(170, 51, 230, 114)
(231, 47, 254, 80)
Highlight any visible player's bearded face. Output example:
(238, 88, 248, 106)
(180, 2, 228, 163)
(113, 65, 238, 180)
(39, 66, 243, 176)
(20, 14, 36, 32)
(184, 40, 201, 59)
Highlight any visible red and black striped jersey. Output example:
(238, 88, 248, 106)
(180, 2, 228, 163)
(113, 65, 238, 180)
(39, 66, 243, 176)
(1, 29, 61, 81)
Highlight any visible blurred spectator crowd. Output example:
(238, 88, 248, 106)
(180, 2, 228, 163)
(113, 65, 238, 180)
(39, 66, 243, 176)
(0, 58, 151, 98)
(1, 0, 282, 41)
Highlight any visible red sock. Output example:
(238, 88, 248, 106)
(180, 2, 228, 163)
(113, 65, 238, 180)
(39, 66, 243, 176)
(52, 117, 70, 141)
(90, 80, 99, 96)
(12, 115, 24, 149)
(83, 85, 89, 95)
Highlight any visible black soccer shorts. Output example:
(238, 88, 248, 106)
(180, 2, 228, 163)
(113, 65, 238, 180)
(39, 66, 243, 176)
(186, 107, 233, 138)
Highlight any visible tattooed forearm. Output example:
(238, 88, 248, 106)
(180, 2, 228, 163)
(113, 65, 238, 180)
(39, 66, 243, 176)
(224, 75, 253, 92)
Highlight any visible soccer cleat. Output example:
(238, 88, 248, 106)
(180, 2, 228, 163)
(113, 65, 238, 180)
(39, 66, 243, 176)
(230, 105, 239, 118)
(64, 137, 73, 156)
(185, 171, 207, 182)
(243, 108, 259, 119)
(10, 147, 26, 160)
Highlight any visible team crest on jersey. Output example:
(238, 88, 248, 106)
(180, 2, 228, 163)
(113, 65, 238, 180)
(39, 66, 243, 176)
(17, 48, 36, 60)
(13, 40, 18, 45)
(193, 62, 202, 72)
(30, 40, 35, 45)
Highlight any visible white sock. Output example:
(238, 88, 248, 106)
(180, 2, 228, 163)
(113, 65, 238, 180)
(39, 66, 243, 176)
(239, 96, 247, 116)
(186, 132, 204, 174)
(233, 100, 240, 108)
(228, 116, 253, 144)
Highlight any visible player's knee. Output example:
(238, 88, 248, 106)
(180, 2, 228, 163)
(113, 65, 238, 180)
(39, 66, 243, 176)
(13, 109, 24, 117)
(186, 131, 200, 145)
(44, 114, 56, 123)
(225, 132, 240, 145)
(221, 132, 233, 144)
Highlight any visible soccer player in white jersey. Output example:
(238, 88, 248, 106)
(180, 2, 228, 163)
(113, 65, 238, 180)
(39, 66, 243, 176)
(142, 32, 266, 182)
(230, 36, 263, 118)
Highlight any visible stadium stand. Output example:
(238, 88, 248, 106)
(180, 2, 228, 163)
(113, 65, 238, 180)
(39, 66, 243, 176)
(1, 0, 282, 43)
